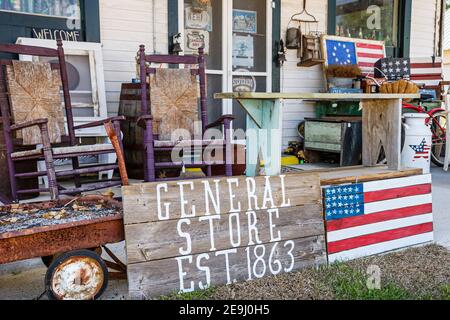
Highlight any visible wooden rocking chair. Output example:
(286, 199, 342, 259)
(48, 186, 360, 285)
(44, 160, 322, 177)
(137, 45, 235, 182)
(0, 40, 126, 203)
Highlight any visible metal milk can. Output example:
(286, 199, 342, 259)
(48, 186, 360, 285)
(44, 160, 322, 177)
(401, 113, 433, 174)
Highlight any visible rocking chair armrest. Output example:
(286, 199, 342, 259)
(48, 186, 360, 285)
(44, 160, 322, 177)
(10, 119, 48, 131)
(137, 115, 153, 128)
(73, 116, 126, 130)
(205, 114, 236, 130)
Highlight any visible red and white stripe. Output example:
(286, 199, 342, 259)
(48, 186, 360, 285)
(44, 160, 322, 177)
(327, 174, 434, 263)
(356, 42, 386, 77)
(410, 57, 443, 87)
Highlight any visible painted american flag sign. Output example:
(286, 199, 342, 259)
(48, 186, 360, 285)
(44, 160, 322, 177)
(324, 174, 434, 263)
(324, 36, 385, 76)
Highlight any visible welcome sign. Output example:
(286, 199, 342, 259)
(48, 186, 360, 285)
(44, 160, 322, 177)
(123, 173, 326, 299)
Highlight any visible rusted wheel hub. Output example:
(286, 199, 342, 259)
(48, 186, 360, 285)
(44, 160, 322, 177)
(45, 250, 108, 300)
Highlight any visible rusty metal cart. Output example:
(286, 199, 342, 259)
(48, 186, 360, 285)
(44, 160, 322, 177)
(0, 195, 125, 300)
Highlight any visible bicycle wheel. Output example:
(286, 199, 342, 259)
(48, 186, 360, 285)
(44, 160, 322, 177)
(429, 110, 447, 167)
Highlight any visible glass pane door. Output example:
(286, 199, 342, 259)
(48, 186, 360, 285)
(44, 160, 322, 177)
(230, 0, 270, 131)
(181, 0, 272, 132)
(183, 0, 224, 125)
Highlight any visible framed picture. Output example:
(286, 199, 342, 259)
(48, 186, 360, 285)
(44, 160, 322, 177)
(184, 29, 210, 55)
(233, 9, 257, 34)
(185, 5, 212, 31)
(232, 35, 254, 68)
(321, 35, 386, 74)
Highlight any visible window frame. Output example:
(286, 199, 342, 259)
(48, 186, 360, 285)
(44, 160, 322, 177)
(0, 0, 100, 43)
(0, 0, 81, 19)
(327, 0, 412, 58)
(168, 0, 281, 91)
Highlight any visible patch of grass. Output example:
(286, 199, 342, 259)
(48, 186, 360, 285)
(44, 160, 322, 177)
(160, 246, 450, 301)
(439, 285, 450, 300)
(324, 264, 411, 300)
(160, 287, 216, 300)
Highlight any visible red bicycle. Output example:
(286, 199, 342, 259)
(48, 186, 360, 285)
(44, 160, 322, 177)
(402, 101, 447, 167)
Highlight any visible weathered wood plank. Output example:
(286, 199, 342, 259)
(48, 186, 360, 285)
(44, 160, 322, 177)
(127, 235, 327, 299)
(362, 99, 402, 170)
(122, 173, 322, 225)
(125, 203, 324, 264)
(319, 167, 423, 186)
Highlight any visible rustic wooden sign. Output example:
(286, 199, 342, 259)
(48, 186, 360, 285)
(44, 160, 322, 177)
(123, 173, 326, 299)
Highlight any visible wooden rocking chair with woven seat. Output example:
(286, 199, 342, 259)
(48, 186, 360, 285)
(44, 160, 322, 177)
(137, 45, 235, 182)
(0, 40, 126, 203)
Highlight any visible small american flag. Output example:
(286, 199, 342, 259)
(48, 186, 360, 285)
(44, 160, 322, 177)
(375, 58, 410, 80)
(325, 37, 386, 76)
(324, 175, 434, 263)
(410, 138, 431, 160)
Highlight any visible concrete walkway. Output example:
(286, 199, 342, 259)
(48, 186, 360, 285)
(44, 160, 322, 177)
(430, 166, 450, 248)
(0, 167, 449, 300)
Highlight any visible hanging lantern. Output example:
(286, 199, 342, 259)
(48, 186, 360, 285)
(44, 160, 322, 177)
(172, 42, 183, 55)
(172, 33, 183, 55)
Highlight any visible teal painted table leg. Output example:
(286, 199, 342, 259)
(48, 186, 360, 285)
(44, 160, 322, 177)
(246, 114, 260, 177)
(238, 99, 283, 177)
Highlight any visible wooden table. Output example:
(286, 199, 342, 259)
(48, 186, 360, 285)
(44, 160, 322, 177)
(214, 93, 420, 176)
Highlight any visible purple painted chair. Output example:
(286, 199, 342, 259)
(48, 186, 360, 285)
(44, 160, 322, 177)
(0, 40, 126, 203)
(138, 45, 235, 182)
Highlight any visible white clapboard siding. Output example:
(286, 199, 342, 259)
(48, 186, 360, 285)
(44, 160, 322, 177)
(100, 0, 168, 117)
(410, 0, 440, 58)
(280, 0, 328, 147)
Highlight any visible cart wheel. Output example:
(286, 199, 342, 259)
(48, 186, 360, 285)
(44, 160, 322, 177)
(42, 248, 102, 268)
(45, 249, 108, 300)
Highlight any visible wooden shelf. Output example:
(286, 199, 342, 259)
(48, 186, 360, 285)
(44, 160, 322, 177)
(297, 59, 325, 67)
(215, 92, 420, 101)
